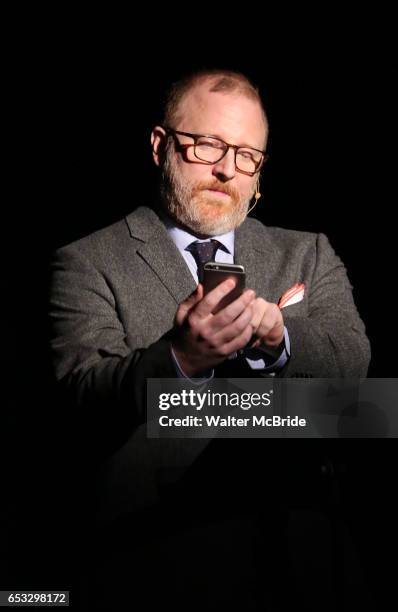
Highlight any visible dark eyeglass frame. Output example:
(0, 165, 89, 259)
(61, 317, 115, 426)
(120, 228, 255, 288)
(164, 127, 268, 177)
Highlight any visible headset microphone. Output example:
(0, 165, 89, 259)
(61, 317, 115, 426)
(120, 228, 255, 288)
(247, 179, 261, 214)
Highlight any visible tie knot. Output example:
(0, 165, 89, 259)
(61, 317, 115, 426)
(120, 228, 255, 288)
(187, 239, 220, 264)
(187, 239, 221, 282)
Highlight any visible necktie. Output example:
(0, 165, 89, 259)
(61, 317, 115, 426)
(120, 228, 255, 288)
(187, 240, 221, 283)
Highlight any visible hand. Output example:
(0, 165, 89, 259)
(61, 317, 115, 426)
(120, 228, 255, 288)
(172, 279, 256, 377)
(249, 298, 285, 350)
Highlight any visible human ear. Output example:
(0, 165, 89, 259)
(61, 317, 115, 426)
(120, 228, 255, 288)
(150, 126, 167, 166)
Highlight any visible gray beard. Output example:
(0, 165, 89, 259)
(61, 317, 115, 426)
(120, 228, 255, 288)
(160, 150, 256, 236)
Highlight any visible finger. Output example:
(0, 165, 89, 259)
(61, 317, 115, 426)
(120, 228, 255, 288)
(266, 311, 285, 346)
(207, 288, 256, 333)
(220, 323, 255, 357)
(211, 302, 255, 345)
(175, 284, 204, 326)
(250, 298, 269, 333)
(194, 278, 237, 318)
(255, 304, 285, 346)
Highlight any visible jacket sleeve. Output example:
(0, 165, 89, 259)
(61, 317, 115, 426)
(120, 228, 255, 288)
(49, 244, 176, 446)
(280, 233, 371, 377)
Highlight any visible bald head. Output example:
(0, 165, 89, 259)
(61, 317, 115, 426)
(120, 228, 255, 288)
(163, 69, 268, 146)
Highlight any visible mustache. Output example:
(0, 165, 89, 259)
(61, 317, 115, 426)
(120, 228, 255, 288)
(193, 180, 240, 199)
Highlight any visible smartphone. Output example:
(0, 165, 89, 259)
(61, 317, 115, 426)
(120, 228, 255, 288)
(203, 262, 246, 312)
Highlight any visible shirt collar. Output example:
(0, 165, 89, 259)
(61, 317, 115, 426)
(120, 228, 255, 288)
(165, 218, 234, 256)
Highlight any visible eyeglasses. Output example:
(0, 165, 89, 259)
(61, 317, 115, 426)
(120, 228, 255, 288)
(164, 127, 268, 176)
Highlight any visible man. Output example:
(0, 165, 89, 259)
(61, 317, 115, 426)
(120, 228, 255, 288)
(49, 69, 370, 609)
(50, 69, 370, 402)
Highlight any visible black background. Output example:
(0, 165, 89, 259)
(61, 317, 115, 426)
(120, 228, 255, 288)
(3, 17, 397, 609)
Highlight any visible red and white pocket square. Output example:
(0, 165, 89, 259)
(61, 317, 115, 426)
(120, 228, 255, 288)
(278, 283, 305, 309)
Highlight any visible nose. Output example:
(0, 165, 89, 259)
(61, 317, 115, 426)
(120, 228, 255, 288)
(212, 147, 236, 182)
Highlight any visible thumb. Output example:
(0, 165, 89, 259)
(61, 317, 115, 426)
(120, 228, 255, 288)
(175, 284, 204, 326)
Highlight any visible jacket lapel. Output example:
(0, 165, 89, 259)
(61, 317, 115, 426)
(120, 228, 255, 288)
(125, 206, 197, 304)
(235, 219, 282, 302)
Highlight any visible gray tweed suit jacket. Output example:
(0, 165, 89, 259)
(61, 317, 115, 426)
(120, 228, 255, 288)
(49, 205, 370, 519)
(50, 204, 370, 389)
